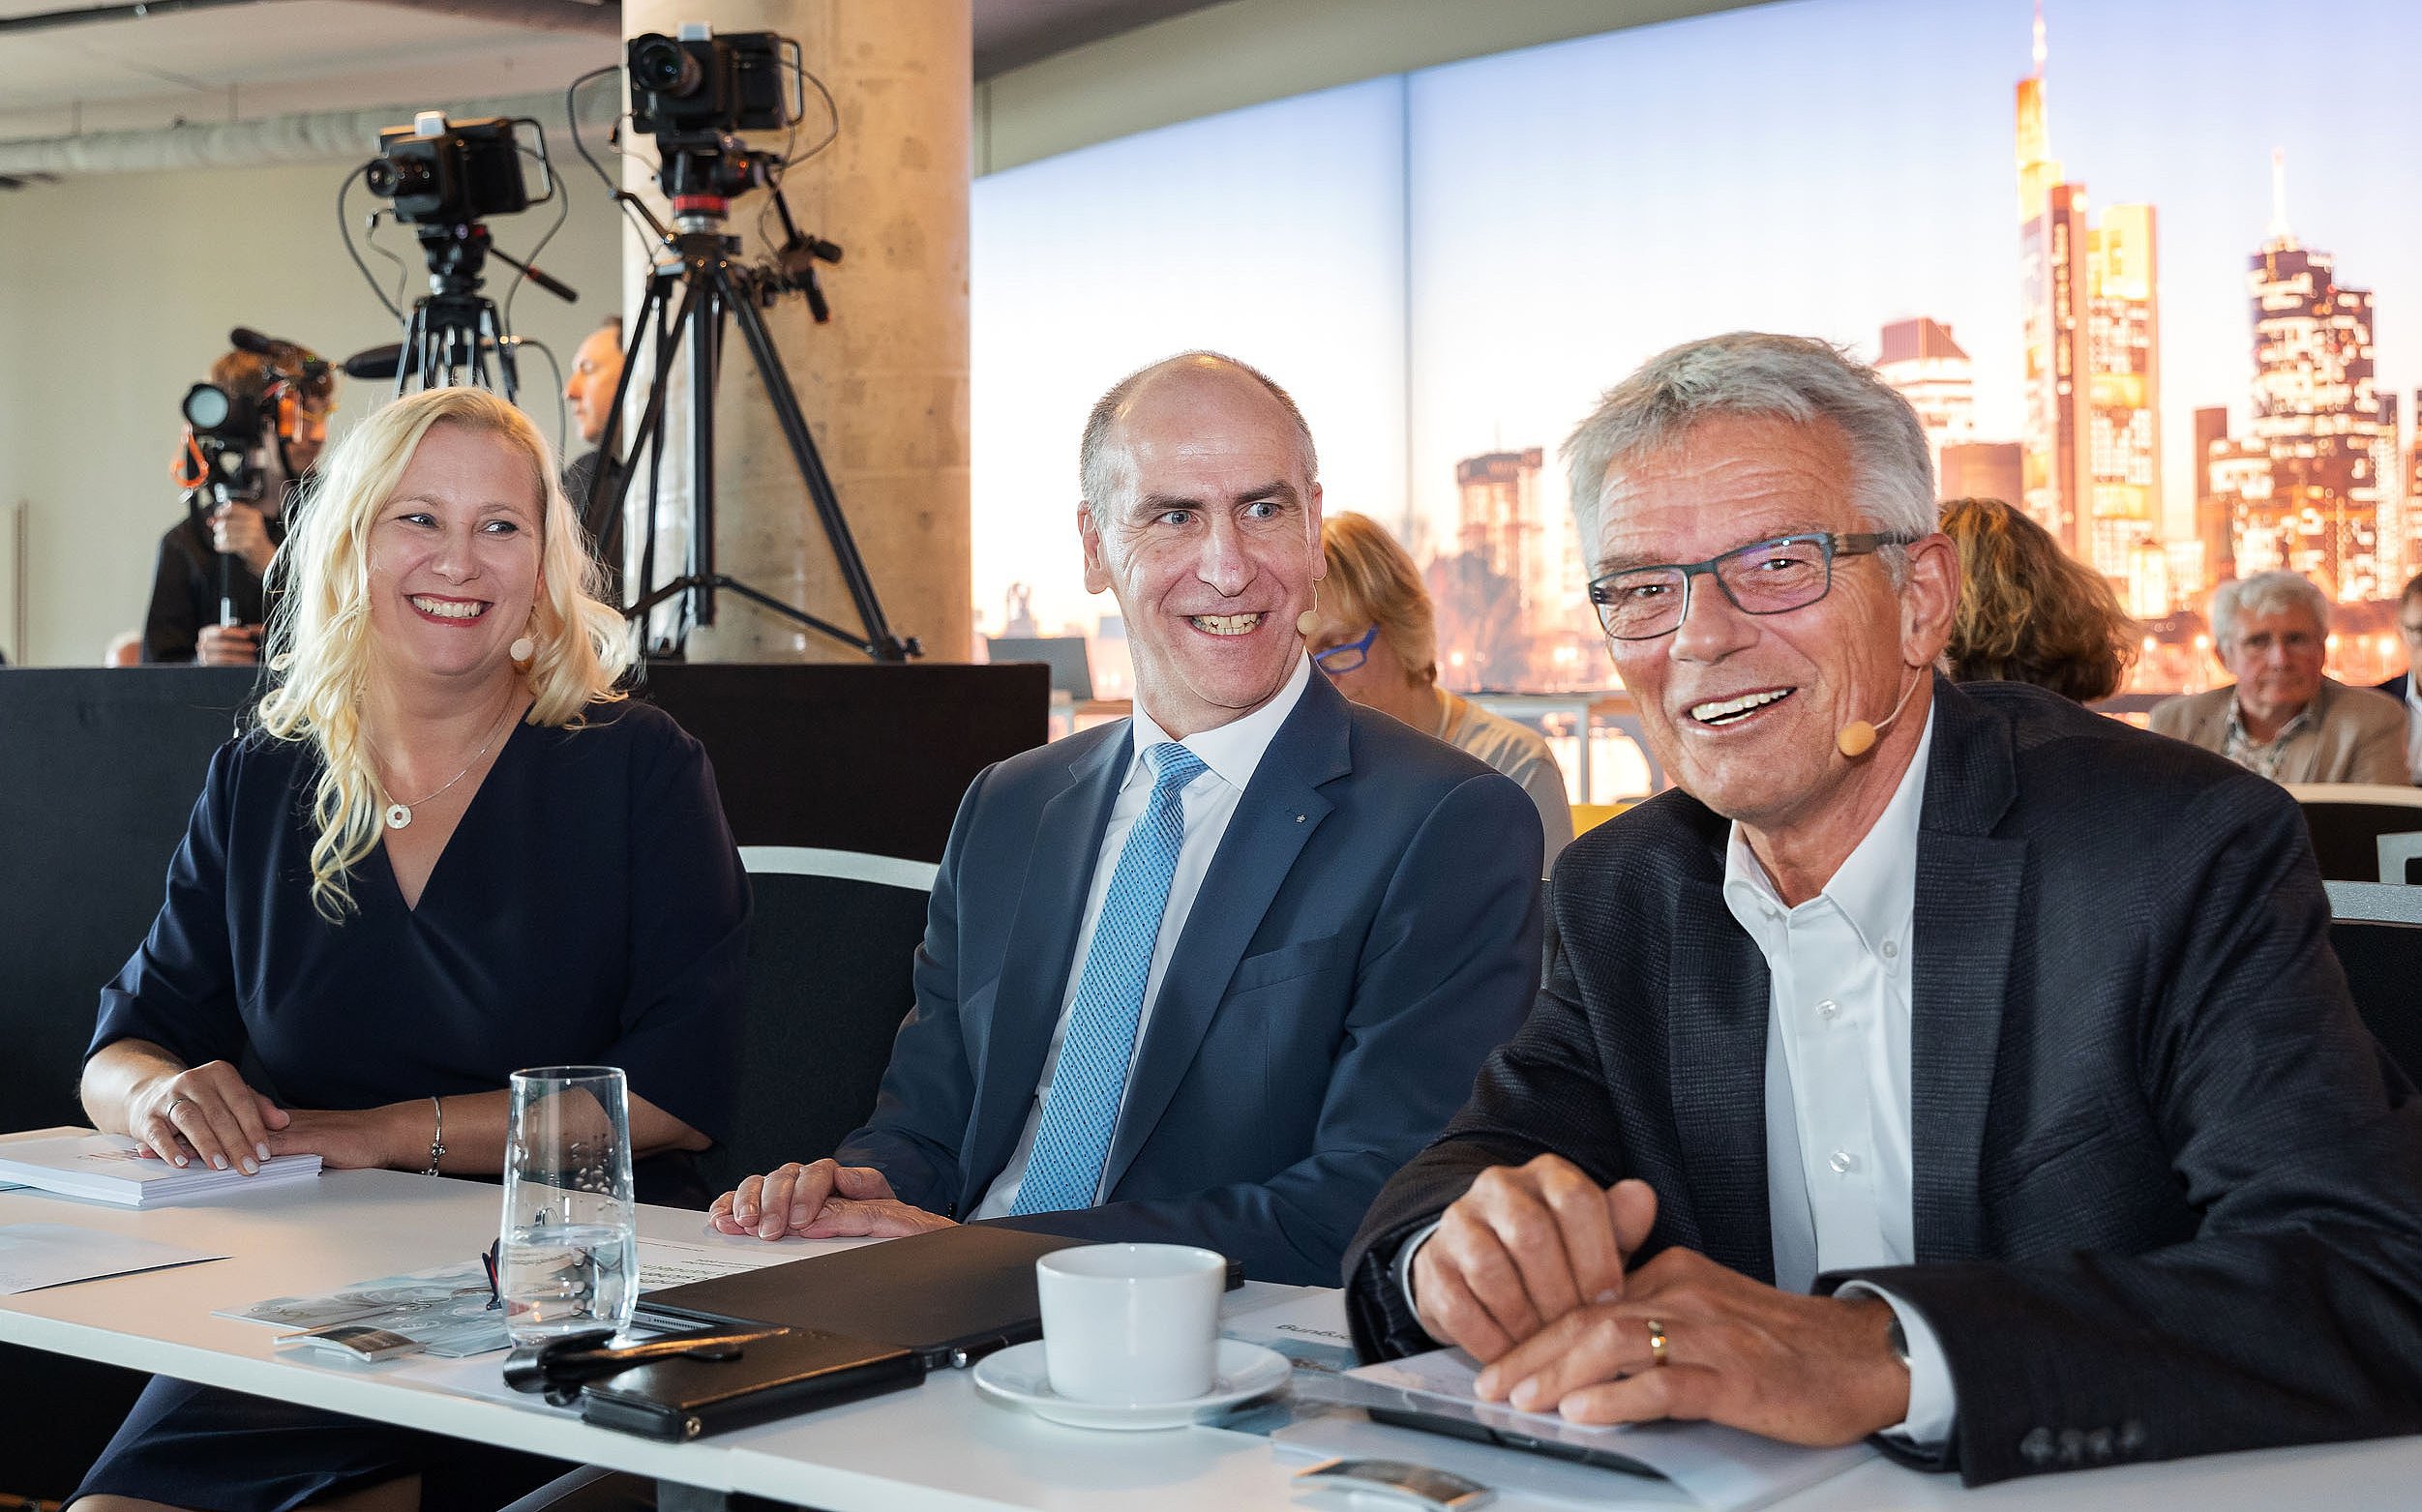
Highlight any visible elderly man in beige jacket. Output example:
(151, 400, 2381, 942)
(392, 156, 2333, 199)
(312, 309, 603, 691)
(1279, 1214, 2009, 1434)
(2152, 571, 2408, 785)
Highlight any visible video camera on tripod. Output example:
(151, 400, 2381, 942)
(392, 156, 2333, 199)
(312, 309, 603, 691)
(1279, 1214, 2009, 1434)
(581, 23, 912, 663)
(348, 112, 579, 400)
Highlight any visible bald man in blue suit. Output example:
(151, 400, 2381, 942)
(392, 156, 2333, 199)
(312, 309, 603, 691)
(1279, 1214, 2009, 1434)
(707, 352, 1542, 1283)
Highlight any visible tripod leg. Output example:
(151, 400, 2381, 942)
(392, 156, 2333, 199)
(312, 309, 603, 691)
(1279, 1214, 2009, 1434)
(489, 304, 520, 407)
(689, 279, 722, 632)
(712, 265, 910, 660)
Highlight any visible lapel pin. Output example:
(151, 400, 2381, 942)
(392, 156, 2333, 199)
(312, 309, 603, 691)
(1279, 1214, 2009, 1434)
(1296, 814, 1306, 823)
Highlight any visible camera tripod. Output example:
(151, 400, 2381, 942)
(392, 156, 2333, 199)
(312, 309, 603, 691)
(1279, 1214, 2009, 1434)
(389, 222, 576, 403)
(579, 193, 915, 662)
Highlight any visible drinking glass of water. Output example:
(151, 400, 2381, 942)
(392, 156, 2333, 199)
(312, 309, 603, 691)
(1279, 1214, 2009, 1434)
(498, 1065, 638, 1345)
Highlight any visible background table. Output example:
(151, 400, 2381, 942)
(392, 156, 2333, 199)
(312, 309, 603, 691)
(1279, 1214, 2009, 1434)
(2, 1169, 2416, 1510)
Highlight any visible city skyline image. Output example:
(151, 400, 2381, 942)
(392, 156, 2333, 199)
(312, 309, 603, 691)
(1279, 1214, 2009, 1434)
(971, 0, 2422, 695)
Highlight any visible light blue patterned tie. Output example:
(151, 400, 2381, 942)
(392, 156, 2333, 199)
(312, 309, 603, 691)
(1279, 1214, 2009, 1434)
(1012, 741, 1209, 1215)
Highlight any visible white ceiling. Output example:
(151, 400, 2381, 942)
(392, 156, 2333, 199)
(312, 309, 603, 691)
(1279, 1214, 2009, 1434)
(0, 0, 1228, 143)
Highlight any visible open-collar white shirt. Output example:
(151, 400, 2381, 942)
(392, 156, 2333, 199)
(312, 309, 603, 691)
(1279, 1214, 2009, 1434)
(972, 652, 1312, 1218)
(1719, 709, 1953, 1445)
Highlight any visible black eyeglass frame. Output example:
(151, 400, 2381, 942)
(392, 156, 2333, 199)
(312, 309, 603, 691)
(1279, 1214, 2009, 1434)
(1586, 530, 1919, 642)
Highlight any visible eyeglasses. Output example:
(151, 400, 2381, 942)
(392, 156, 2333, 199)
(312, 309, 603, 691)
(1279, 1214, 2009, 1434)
(1312, 623, 1381, 674)
(1587, 531, 1916, 642)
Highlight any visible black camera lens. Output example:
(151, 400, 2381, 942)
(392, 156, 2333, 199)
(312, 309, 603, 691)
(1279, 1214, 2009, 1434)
(631, 36, 702, 97)
(183, 383, 232, 430)
(364, 157, 434, 200)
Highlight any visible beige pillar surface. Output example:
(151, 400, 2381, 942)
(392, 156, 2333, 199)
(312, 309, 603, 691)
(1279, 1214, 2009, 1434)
(622, 0, 971, 663)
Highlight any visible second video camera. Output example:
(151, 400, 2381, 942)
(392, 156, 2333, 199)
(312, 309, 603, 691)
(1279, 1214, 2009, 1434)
(628, 27, 799, 135)
(365, 113, 544, 226)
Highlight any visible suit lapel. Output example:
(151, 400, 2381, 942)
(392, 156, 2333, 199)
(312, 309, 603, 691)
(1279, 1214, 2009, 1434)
(963, 726, 1129, 1201)
(1667, 870, 1777, 1283)
(1908, 682, 2025, 1263)
(1097, 674, 1351, 1196)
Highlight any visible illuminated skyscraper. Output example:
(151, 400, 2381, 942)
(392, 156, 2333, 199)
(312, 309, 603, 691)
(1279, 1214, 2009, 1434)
(1876, 318, 1975, 489)
(2243, 150, 2393, 603)
(2014, 7, 2162, 580)
(1455, 448, 1547, 620)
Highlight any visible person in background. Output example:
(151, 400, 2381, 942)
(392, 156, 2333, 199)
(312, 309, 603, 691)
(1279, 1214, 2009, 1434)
(2149, 570, 2407, 784)
(2377, 570, 2422, 782)
(560, 315, 625, 508)
(1304, 511, 1573, 868)
(73, 386, 747, 1512)
(1936, 495, 2135, 704)
(1346, 331, 2422, 1484)
(705, 351, 1542, 1286)
(141, 342, 335, 666)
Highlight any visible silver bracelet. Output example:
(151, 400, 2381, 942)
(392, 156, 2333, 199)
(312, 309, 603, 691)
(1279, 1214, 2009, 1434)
(424, 1095, 445, 1176)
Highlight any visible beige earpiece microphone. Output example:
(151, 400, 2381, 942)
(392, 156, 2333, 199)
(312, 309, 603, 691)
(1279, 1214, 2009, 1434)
(1837, 667, 1923, 759)
(1297, 579, 1320, 637)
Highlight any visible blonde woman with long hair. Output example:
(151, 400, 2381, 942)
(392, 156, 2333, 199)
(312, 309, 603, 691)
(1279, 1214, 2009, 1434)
(74, 388, 748, 1512)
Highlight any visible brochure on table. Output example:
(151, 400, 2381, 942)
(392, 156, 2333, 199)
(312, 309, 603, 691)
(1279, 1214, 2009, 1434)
(0, 1222, 227, 1294)
(0, 1132, 319, 1207)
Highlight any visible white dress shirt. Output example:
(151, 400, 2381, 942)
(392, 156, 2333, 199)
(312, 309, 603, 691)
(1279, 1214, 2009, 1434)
(972, 652, 1312, 1218)
(1399, 708, 1955, 1446)
(1719, 711, 1954, 1445)
(2404, 678, 2422, 783)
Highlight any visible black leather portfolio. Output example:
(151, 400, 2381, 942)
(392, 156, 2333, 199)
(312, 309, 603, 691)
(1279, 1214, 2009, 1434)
(637, 1225, 1088, 1370)
(578, 1326, 923, 1441)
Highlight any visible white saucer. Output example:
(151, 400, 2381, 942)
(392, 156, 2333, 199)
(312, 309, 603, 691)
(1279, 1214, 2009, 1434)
(972, 1339, 1291, 1430)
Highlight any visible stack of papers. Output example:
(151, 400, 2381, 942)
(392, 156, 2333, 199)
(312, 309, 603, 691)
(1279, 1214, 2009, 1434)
(0, 1223, 227, 1294)
(0, 1133, 320, 1207)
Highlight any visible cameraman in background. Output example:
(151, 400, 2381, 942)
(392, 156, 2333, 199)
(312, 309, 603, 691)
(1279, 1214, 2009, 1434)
(141, 338, 336, 665)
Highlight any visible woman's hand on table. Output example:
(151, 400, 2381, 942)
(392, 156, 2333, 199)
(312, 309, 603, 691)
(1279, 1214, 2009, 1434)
(265, 1106, 418, 1170)
(709, 1159, 955, 1240)
(128, 1060, 289, 1175)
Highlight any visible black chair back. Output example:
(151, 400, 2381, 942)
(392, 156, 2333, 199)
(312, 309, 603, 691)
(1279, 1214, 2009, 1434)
(699, 848, 936, 1196)
(2287, 786, 2422, 883)
(2326, 881, 2422, 1089)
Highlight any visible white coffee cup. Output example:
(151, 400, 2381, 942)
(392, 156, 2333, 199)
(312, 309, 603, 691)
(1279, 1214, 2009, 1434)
(1035, 1242, 1225, 1405)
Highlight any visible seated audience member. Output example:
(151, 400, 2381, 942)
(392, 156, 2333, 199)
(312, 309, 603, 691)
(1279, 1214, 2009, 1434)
(560, 314, 626, 508)
(2149, 570, 2406, 784)
(142, 341, 335, 667)
(1937, 494, 2135, 703)
(74, 387, 748, 1512)
(1344, 333, 2422, 1484)
(1304, 511, 1573, 868)
(711, 352, 1542, 1285)
(2379, 570, 2422, 782)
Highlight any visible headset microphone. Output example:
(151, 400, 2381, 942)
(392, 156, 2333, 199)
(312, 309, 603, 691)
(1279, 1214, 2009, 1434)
(1836, 667, 1923, 759)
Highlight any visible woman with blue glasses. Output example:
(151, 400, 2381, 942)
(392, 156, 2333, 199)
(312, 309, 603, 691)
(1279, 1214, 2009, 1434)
(1303, 513, 1572, 870)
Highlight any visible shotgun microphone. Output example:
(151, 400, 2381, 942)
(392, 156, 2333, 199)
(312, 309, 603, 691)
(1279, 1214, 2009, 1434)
(1837, 667, 1922, 759)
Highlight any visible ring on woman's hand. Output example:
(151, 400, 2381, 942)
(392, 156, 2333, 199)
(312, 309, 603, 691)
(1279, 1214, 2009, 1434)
(164, 1094, 194, 1115)
(1646, 1318, 1670, 1368)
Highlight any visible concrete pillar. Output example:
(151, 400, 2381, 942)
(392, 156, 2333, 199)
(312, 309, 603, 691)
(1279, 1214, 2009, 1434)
(620, 0, 971, 663)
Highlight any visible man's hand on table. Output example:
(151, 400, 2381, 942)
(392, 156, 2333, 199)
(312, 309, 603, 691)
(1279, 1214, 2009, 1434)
(710, 1158, 958, 1240)
(1418, 1155, 1911, 1446)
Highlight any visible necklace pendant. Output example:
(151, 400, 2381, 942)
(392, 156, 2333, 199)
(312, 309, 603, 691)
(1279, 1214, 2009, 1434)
(384, 803, 412, 830)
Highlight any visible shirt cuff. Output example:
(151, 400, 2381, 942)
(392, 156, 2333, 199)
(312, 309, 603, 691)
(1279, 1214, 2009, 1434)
(1837, 1281, 1956, 1448)
(1392, 1219, 1445, 1344)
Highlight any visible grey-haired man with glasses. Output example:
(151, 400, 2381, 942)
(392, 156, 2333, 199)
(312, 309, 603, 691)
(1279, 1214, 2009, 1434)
(1344, 331, 2422, 1483)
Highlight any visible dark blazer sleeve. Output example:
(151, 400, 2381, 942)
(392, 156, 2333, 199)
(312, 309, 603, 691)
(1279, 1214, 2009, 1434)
(141, 523, 205, 665)
(601, 717, 751, 1143)
(835, 763, 997, 1210)
(1010, 772, 1544, 1285)
(91, 743, 249, 1069)
(1341, 879, 1632, 1355)
(1835, 777, 2422, 1484)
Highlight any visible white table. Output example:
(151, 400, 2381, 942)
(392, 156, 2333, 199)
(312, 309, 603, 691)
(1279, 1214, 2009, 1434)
(2, 1170, 2417, 1511)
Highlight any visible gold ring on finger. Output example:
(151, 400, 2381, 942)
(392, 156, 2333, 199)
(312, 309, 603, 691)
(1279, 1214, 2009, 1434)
(1646, 1318, 1669, 1368)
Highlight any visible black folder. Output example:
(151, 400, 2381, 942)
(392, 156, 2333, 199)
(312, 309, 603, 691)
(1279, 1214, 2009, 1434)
(637, 1225, 1089, 1370)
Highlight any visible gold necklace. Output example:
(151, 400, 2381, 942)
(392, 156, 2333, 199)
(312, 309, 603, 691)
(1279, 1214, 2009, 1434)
(377, 698, 523, 831)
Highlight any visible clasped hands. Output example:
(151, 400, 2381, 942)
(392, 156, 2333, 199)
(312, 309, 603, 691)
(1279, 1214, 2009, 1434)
(709, 1159, 958, 1241)
(1414, 1155, 1908, 1446)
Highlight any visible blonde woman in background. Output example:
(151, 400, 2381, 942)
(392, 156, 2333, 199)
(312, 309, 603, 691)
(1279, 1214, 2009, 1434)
(1937, 494, 2137, 703)
(73, 387, 749, 1512)
(1303, 511, 1573, 868)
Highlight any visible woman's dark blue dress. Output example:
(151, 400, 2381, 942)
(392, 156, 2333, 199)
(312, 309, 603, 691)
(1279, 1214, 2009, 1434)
(75, 699, 750, 1512)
